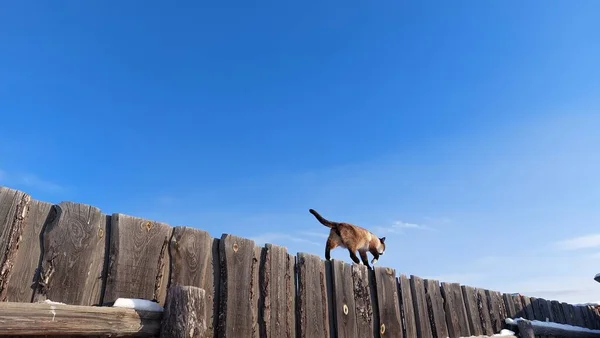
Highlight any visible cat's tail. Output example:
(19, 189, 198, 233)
(309, 209, 338, 228)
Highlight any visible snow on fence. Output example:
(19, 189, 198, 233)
(1, 185, 600, 337)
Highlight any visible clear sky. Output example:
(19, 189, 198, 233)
(1, 1, 599, 304)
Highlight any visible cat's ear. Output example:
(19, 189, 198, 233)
(380, 237, 386, 243)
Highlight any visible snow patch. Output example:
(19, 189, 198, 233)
(41, 299, 66, 305)
(112, 298, 164, 312)
(456, 329, 515, 337)
(505, 317, 600, 334)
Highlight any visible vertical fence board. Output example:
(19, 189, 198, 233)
(461, 285, 484, 336)
(561, 302, 579, 327)
(217, 234, 260, 338)
(512, 294, 525, 318)
(0, 187, 31, 301)
(587, 306, 600, 329)
(330, 260, 358, 337)
(6, 200, 53, 303)
(486, 290, 507, 333)
(32, 202, 106, 305)
(424, 279, 448, 338)
(352, 264, 374, 338)
(398, 275, 417, 338)
(260, 243, 295, 338)
(296, 252, 329, 338)
(531, 297, 553, 322)
(476, 289, 493, 335)
(169, 226, 219, 337)
(550, 300, 566, 324)
(104, 214, 172, 305)
(411, 275, 433, 337)
(520, 295, 535, 320)
(503, 293, 516, 318)
(441, 282, 471, 338)
(374, 267, 402, 338)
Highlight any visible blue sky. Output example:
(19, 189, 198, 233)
(1, 1, 599, 303)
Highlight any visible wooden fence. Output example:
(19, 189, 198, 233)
(1, 185, 600, 337)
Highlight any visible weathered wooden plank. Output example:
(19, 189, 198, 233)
(512, 294, 525, 318)
(424, 279, 448, 338)
(160, 285, 207, 338)
(520, 295, 535, 320)
(6, 199, 53, 303)
(486, 290, 507, 333)
(550, 300, 566, 324)
(0, 300, 162, 336)
(330, 260, 358, 337)
(411, 275, 433, 337)
(476, 288, 493, 335)
(352, 264, 374, 338)
(461, 285, 484, 336)
(503, 293, 517, 318)
(398, 274, 417, 338)
(587, 305, 600, 329)
(296, 252, 329, 338)
(259, 243, 295, 338)
(374, 267, 402, 338)
(531, 297, 553, 322)
(169, 226, 219, 337)
(0, 187, 31, 301)
(217, 234, 260, 338)
(104, 213, 172, 306)
(441, 282, 471, 338)
(32, 201, 106, 305)
(561, 302, 582, 327)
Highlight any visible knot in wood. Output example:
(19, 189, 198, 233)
(233, 243, 238, 252)
(98, 227, 104, 239)
(343, 304, 348, 315)
(143, 221, 153, 231)
(380, 323, 386, 335)
(385, 268, 393, 275)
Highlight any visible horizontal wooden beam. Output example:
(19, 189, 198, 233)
(0, 301, 162, 336)
(507, 318, 600, 338)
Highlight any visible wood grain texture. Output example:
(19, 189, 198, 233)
(0, 300, 162, 336)
(398, 275, 416, 338)
(33, 202, 106, 305)
(217, 234, 260, 338)
(503, 293, 516, 318)
(531, 297, 553, 322)
(461, 285, 484, 336)
(160, 285, 207, 338)
(512, 294, 525, 318)
(520, 295, 535, 320)
(476, 288, 493, 335)
(259, 243, 295, 338)
(296, 252, 329, 338)
(374, 266, 402, 338)
(441, 282, 471, 338)
(550, 300, 566, 324)
(514, 317, 600, 338)
(485, 290, 507, 333)
(0, 187, 31, 301)
(104, 213, 172, 306)
(351, 264, 374, 338)
(410, 275, 433, 337)
(424, 279, 448, 338)
(169, 226, 219, 337)
(6, 199, 53, 303)
(561, 302, 582, 327)
(330, 260, 358, 337)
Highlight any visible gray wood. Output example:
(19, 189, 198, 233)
(0, 300, 162, 336)
(516, 319, 535, 338)
(512, 294, 525, 319)
(32, 201, 106, 305)
(0, 187, 31, 301)
(476, 288, 493, 335)
(550, 300, 566, 324)
(160, 285, 207, 338)
(6, 199, 53, 303)
(410, 275, 433, 337)
(531, 297, 553, 322)
(104, 213, 172, 306)
(296, 252, 329, 338)
(398, 274, 417, 338)
(330, 260, 358, 337)
(374, 266, 403, 338)
(503, 293, 517, 318)
(561, 302, 582, 327)
(217, 234, 260, 338)
(586, 305, 600, 329)
(169, 226, 219, 337)
(259, 243, 296, 338)
(424, 279, 448, 338)
(351, 264, 374, 338)
(520, 295, 535, 320)
(441, 282, 471, 338)
(486, 290, 507, 333)
(461, 285, 484, 336)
